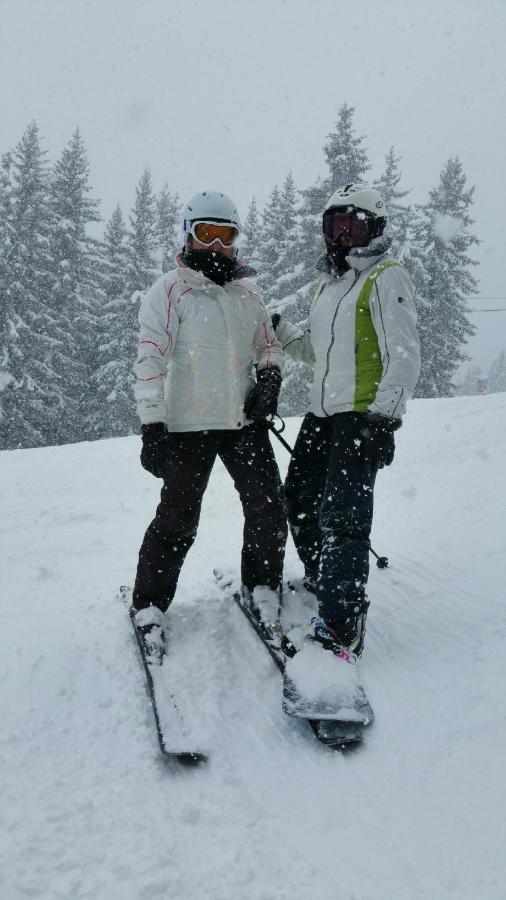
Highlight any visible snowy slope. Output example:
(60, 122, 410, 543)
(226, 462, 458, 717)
(1, 394, 505, 900)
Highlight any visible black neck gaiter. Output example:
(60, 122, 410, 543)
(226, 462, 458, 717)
(183, 249, 241, 286)
(325, 243, 351, 276)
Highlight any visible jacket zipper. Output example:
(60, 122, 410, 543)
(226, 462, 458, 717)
(320, 272, 360, 416)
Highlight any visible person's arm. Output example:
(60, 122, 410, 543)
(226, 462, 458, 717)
(134, 278, 181, 425)
(274, 317, 316, 367)
(243, 301, 283, 421)
(368, 266, 421, 420)
(253, 302, 284, 372)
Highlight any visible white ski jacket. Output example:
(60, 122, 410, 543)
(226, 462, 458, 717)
(276, 250, 420, 421)
(134, 257, 283, 431)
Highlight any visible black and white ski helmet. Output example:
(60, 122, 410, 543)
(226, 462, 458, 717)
(323, 183, 387, 238)
(324, 183, 385, 216)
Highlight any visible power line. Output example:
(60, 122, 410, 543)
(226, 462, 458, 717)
(466, 296, 506, 312)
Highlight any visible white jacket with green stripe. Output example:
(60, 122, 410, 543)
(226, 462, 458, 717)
(276, 250, 420, 421)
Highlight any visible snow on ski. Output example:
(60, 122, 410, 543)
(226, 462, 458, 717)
(120, 587, 207, 765)
(213, 570, 364, 749)
(282, 663, 374, 724)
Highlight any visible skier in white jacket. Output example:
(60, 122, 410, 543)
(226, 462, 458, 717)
(131, 190, 287, 660)
(274, 184, 420, 658)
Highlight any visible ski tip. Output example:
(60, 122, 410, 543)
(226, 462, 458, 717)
(309, 720, 365, 752)
(162, 750, 208, 766)
(323, 736, 363, 752)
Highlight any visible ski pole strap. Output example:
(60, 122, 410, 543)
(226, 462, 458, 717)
(272, 413, 286, 433)
(267, 419, 294, 455)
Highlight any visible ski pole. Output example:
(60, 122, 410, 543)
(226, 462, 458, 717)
(267, 418, 295, 455)
(369, 547, 389, 569)
(267, 418, 389, 569)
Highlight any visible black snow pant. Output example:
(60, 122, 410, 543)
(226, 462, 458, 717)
(133, 423, 287, 612)
(284, 413, 332, 584)
(285, 412, 377, 622)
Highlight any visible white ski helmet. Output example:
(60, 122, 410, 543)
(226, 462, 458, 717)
(324, 183, 386, 217)
(181, 189, 241, 248)
(323, 183, 387, 242)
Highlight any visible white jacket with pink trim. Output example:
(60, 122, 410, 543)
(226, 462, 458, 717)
(134, 259, 283, 431)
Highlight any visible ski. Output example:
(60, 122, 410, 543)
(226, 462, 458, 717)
(213, 571, 363, 749)
(283, 581, 374, 738)
(120, 587, 207, 765)
(282, 666, 374, 723)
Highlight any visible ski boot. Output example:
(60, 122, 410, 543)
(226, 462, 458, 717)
(241, 583, 289, 651)
(241, 584, 282, 631)
(310, 596, 370, 658)
(132, 605, 166, 664)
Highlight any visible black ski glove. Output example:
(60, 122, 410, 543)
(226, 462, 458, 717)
(271, 313, 281, 332)
(244, 367, 282, 421)
(359, 414, 401, 470)
(140, 422, 172, 478)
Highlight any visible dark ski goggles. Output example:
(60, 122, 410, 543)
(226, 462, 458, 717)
(322, 208, 372, 242)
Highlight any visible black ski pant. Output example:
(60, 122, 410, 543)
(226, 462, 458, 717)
(133, 423, 287, 612)
(285, 412, 377, 622)
(284, 413, 332, 584)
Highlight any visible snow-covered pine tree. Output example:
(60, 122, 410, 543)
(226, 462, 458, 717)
(256, 184, 283, 297)
(103, 205, 129, 303)
(270, 172, 305, 300)
(90, 204, 138, 438)
(297, 174, 328, 281)
(263, 173, 311, 415)
(49, 127, 104, 444)
(104, 168, 160, 437)
(251, 182, 310, 414)
(127, 167, 159, 296)
(405, 157, 479, 398)
(323, 102, 370, 199)
(373, 147, 411, 261)
(0, 152, 15, 430)
(156, 184, 180, 272)
(0, 122, 65, 450)
(242, 196, 261, 270)
(488, 350, 506, 393)
(298, 103, 371, 283)
(0, 152, 14, 278)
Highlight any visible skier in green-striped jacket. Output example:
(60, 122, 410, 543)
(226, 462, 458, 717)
(274, 183, 420, 657)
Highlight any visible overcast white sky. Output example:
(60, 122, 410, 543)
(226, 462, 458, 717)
(1, 0, 505, 371)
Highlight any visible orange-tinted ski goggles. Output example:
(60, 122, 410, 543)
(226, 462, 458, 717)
(189, 220, 240, 247)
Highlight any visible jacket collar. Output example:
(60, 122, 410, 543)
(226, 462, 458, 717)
(345, 234, 392, 272)
(176, 255, 213, 288)
(316, 235, 393, 280)
(346, 249, 391, 274)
